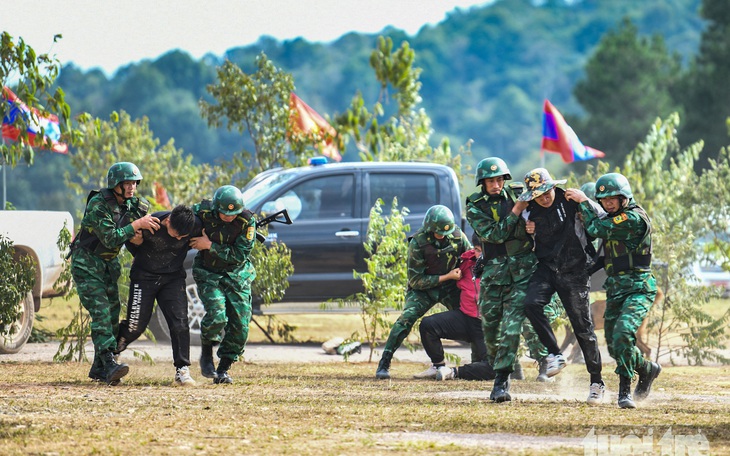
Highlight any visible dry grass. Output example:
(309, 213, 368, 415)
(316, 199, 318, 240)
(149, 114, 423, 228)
(0, 360, 728, 456)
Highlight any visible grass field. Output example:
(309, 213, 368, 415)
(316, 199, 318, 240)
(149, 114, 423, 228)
(3, 296, 726, 455)
(1, 361, 728, 455)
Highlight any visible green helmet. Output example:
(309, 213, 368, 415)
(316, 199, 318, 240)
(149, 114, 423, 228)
(213, 185, 245, 215)
(107, 162, 142, 189)
(595, 173, 633, 200)
(580, 182, 597, 201)
(475, 157, 511, 185)
(423, 205, 456, 236)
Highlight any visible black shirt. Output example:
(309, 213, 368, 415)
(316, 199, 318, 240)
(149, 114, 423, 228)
(126, 211, 203, 278)
(527, 188, 587, 272)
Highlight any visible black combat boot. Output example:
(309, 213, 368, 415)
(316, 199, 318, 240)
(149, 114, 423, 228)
(375, 351, 393, 379)
(491, 372, 512, 403)
(200, 343, 217, 379)
(213, 357, 234, 384)
(617, 375, 636, 409)
(88, 352, 105, 381)
(101, 351, 129, 385)
(634, 361, 661, 401)
(510, 362, 525, 380)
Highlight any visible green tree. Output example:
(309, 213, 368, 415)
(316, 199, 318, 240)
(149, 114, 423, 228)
(0, 234, 35, 342)
(200, 53, 310, 186)
(678, 0, 730, 169)
(574, 113, 729, 365)
(574, 18, 681, 167)
(333, 37, 465, 183)
(66, 111, 218, 212)
(0, 32, 82, 166)
(335, 198, 409, 362)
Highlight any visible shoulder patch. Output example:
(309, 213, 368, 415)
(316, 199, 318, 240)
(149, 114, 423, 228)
(245, 226, 255, 241)
(612, 213, 629, 224)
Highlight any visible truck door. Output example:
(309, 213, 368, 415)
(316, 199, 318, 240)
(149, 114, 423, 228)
(260, 172, 364, 300)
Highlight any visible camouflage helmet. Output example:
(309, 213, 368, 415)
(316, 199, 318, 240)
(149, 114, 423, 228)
(107, 162, 142, 189)
(595, 173, 633, 200)
(475, 157, 512, 185)
(213, 185, 245, 216)
(423, 205, 456, 236)
(580, 182, 597, 201)
(518, 168, 567, 202)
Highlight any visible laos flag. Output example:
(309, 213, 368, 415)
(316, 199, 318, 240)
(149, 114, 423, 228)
(541, 99, 603, 163)
(2, 86, 68, 154)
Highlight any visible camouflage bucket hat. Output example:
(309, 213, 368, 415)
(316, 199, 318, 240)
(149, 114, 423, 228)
(518, 168, 567, 202)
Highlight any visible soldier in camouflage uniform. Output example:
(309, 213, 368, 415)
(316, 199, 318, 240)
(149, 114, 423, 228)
(466, 157, 549, 402)
(190, 185, 257, 384)
(375, 205, 471, 380)
(566, 173, 661, 409)
(71, 162, 160, 385)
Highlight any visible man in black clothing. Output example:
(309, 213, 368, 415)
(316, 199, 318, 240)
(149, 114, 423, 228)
(517, 168, 605, 405)
(115, 204, 201, 386)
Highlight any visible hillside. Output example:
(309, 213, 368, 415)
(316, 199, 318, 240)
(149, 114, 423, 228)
(5, 0, 704, 210)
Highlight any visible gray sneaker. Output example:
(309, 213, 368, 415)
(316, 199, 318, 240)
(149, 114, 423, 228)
(436, 366, 455, 381)
(545, 354, 566, 377)
(587, 382, 605, 405)
(174, 366, 196, 387)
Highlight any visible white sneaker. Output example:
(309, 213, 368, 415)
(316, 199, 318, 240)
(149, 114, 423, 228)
(321, 337, 345, 355)
(436, 366, 455, 381)
(545, 354, 566, 377)
(587, 382, 605, 405)
(413, 365, 440, 379)
(174, 366, 197, 387)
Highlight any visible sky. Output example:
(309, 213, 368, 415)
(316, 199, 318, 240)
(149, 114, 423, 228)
(2, 0, 492, 77)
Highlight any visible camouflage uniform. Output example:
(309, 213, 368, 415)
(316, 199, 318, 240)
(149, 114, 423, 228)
(580, 200, 656, 379)
(380, 227, 470, 355)
(71, 191, 149, 355)
(192, 200, 257, 363)
(466, 185, 546, 374)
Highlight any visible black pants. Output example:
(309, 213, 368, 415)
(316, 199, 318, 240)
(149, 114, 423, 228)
(524, 263, 603, 382)
(117, 274, 191, 368)
(457, 361, 496, 381)
(419, 309, 487, 365)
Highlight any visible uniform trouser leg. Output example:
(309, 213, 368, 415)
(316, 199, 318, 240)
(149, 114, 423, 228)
(197, 279, 228, 346)
(479, 284, 506, 361)
(524, 266, 562, 355)
(492, 274, 533, 373)
(117, 278, 159, 352)
(382, 289, 436, 354)
(605, 289, 655, 379)
(217, 278, 252, 362)
(555, 271, 602, 380)
(72, 257, 121, 354)
(155, 276, 191, 368)
(457, 360, 496, 381)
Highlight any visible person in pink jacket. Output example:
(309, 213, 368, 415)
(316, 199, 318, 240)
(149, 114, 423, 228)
(414, 233, 495, 380)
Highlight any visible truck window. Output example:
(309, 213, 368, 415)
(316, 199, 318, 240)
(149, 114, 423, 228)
(269, 174, 355, 221)
(368, 173, 438, 214)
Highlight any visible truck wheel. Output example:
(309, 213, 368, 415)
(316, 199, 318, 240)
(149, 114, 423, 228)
(147, 284, 204, 346)
(0, 292, 34, 354)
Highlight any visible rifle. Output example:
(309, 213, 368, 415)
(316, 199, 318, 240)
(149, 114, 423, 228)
(255, 209, 293, 243)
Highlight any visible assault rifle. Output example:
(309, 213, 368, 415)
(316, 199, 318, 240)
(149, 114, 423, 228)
(255, 209, 293, 243)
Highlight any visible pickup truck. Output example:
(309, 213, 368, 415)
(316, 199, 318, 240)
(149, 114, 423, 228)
(0, 210, 73, 353)
(148, 160, 465, 344)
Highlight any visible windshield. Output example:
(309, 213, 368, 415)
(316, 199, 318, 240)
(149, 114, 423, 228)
(242, 169, 300, 210)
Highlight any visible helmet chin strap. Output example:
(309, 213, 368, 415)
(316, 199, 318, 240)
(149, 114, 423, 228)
(113, 185, 130, 201)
